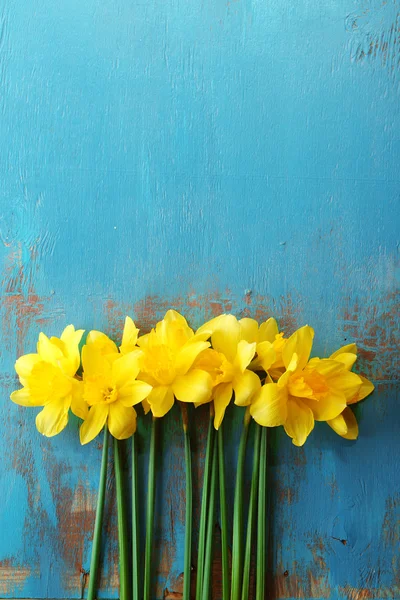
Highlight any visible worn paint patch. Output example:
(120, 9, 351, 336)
(0, 560, 33, 595)
(347, 2, 400, 80)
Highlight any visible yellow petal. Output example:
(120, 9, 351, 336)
(11, 387, 42, 407)
(108, 402, 137, 439)
(309, 358, 344, 377)
(112, 350, 143, 388)
(234, 340, 257, 373)
(142, 398, 151, 415)
(60, 324, 85, 343)
(172, 369, 213, 404)
(302, 389, 347, 421)
(239, 318, 259, 343)
(327, 406, 358, 439)
(326, 371, 364, 403)
(233, 370, 261, 406)
(348, 375, 374, 404)
(196, 314, 227, 338)
(36, 397, 70, 437)
(86, 330, 118, 355)
(82, 345, 112, 379)
(284, 398, 314, 446)
(258, 318, 279, 343)
(213, 383, 233, 429)
(119, 380, 153, 407)
(120, 316, 139, 355)
(156, 310, 193, 349)
(255, 341, 276, 372)
(330, 343, 357, 359)
(37, 333, 64, 365)
(80, 404, 109, 445)
(15, 354, 41, 383)
(70, 380, 88, 420)
(175, 340, 210, 375)
(282, 325, 314, 371)
(250, 383, 287, 427)
(147, 385, 175, 417)
(330, 352, 357, 371)
(60, 325, 85, 373)
(211, 315, 240, 362)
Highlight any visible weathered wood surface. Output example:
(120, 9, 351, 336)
(0, 0, 399, 598)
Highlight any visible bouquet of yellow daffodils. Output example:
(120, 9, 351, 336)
(11, 310, 374, 600)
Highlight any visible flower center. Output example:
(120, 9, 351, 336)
(103, 386, 118, 404)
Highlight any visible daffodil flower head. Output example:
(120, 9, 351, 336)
(10, 325, 85, 437)
(137, 310, 213, 418)
(250, 327, 374, 446)
(80, 318, 152, 444)
(195, 314, 262, 429)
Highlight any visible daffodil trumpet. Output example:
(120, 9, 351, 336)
(144, 416, 157, 600)
(180, 403, 193, 600)
(201, 434, 218, 600)
(114, 438, 130, 600)
(231, 408, 251, 600)
(195, 406, 215, 600)
(256, 427, 267, 600)
(87, 426, 109, 600)
(132, 433, 140, 600)
(241, 423, 261, 600)
(218, 424, 230, 600)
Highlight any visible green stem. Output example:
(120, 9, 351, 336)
(132, 433, 139, 600)
(230, 409, 251, 600)
(196, 407, 215, 600)
(241, 423, 261, 600)
(201, 435, 218, 600)
(256, 427, 267, 600)
(87, 427, 109, 600)
(181, 404, 192, 600)
(218, 425, 230, 600)
(144, 417, 157, 600)
(114, 437, 130, 600)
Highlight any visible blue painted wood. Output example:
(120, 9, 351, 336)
(0, 0, 399, 598)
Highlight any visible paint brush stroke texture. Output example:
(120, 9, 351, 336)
(0, 0, 399, 597)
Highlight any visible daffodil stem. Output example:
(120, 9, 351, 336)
(114, 437, 130, 600)
(241, 423, 261, 600)
(201, 434, 218, 600)
(196, 407, 215, 600)
(87, 426, 109, 600)
(231, 409, 251, 600)
(132, 433, 139, 600)
(218, 425, 230, 600)
(256, 426, 267, 600)
(144, 417, 157, 600)
(181, 404, 192, 600)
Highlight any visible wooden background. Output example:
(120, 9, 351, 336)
(0, 0, 399, 598)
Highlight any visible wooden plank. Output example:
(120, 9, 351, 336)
(0, 0, 399, 598)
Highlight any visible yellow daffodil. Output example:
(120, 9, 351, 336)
(137, 310, 213, 418)
(80, 322, 152, 444)
(326, 343, 374, 439)
(194, 314, 262, 429)
(250, 326, 374, 446)
(10, 325, 85, 437)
